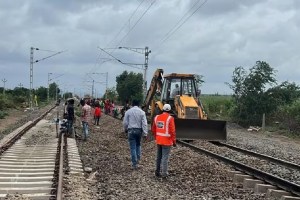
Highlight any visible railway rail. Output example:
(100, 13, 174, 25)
(0, 105, 65, 199)
(210, 141, 300, 171)
(178, 140, 300, 197)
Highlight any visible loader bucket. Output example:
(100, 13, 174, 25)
(175, 118, 227, 141)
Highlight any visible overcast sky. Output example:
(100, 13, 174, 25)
(1, 0, 300, 96)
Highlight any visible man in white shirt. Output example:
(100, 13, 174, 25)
(123, 99, 148, 169)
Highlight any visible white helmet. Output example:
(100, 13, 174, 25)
(163, 104, 171, 111)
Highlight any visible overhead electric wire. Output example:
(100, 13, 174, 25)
(35, 50, 67, 63)
(105, 0, 147, 48)
(158, 0, 209, 48)
(89, 0, 156, 76)
(160, 0, 203, 44)
(114, 0, 156, 49)
(37, 49, 57, 53)
(88, 0, 150, 75)
(97, 47, 143, 70)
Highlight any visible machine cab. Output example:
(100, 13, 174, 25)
(161, 74, 199, 102)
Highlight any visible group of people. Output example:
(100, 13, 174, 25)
(123, 100, 176, 178)
(65, 97, 176, 178)
(79, 98, 103, 140)
(63, 98, 103, 140)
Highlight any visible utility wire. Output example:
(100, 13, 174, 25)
(114, 0, 156, 49)
(88, 0, 156, 84)
(89, 0, 147, 74)
(105, 0, 147, 48)
(158, 0, 209, 47)
(160, 0, 203, 43)
(37, 49, 57, 53)
(35, 50, 67, 63)
(98, 47, 143, 70)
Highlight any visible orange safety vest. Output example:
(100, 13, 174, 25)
(152, 112, 176, 146)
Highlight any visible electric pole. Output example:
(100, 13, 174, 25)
(29, 47, 66, 109)
(144, 47, 150, 98)
(92, 79, 95, 98)
(86, 72, 108, 99)
(47, 73, 52, 102)
(2, 79, 7, 95)
(117, 46, 151, 99)
(18, 83, 23, 88)
(29, 47, 39, 109)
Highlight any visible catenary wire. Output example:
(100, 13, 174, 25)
(157, 0, 209, 50)
(160, 0, 203, 44)
(88, 0, 156, 82)
(105, 0, 147, 49)
(88, 0, 149, 76)
(113, 0, 156, 49)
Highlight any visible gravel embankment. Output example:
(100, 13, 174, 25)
(65, 115, 266, 199)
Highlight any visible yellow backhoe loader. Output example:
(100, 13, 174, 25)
(143, 69, 227, 141)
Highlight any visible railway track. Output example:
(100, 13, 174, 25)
(178, 140, 300, 198)
(109, 112, 300, 198)
(0, 105, 65, 200)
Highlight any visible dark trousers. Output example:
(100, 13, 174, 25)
(94, 116, 100, 125)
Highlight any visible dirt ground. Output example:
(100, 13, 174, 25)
(0, 109, 27, 132)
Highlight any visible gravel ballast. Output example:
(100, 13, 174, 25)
(64, 115, 267, 199)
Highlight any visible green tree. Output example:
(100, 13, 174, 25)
(227, 61, 277, 126)
(276, 100, 300, 133)
(35, 86, 48, 102)
(104, 87, 118, 101)
(116, 71, 143, 104)
(266, 81, 300, 108)
(12, 87, 29, 97)
(49, 82, 60, 100)
(11, 87, 29, 104)
(63, 92, 73, 99)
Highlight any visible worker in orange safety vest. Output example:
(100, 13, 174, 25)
(151, 103, 176, 178)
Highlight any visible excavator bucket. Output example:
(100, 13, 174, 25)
(175, 118, 227, 141)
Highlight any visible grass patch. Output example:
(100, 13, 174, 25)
(200, 95, 233, 120)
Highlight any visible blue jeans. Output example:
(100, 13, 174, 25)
(156, 145, 171, 176)
(82, 121, 89, 140)
(128, 128, 142, 168)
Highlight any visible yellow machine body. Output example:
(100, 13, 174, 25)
(143, 69, 227, 141)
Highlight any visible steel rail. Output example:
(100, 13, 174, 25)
(178, 140, 300, 197)
(210, 141, 300, 171)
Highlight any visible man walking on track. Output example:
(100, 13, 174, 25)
(81, 99, 92, 141)
(151, 104, 176, 178)
(123, 99, 148, 170)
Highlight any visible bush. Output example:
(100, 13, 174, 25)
(201, 95, 233, 120)
(13, 96, 27, 104)
(274, 100, 300, 134)
(0, 94, 15, 110)
(0, 110, 8, 119)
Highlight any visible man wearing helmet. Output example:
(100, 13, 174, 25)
(151, 103, 176, 178)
